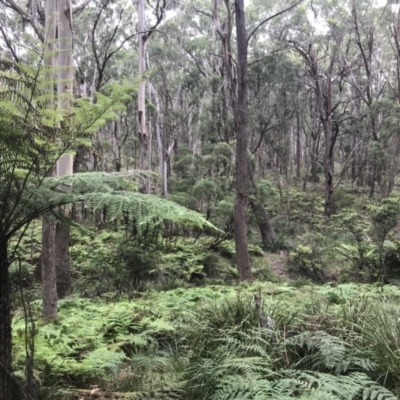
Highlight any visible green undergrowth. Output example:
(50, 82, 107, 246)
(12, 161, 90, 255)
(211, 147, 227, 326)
(12, 282, 400, 399)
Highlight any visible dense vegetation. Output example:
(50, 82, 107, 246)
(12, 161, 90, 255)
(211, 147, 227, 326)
(10, 278, 400, 400)
(3, 0, 400, 399)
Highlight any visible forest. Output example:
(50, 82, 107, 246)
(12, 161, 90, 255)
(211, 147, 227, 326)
(2, 0, 400, 399)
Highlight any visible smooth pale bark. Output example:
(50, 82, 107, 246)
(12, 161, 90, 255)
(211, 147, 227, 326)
(151, 84, 167, 196)
(147, 73, 152, 193)
(56, 155, 73, 298)
(41, 0, 58, 319)
(57, 0, 73, 110)
(56, 0, 74, 299)
(137, 0, 148, 174)
(233, 0, 252, 281)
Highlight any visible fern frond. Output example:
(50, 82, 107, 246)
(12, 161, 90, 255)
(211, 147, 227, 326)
(285, 330, 376, 375)
(23, 172, 219, 231)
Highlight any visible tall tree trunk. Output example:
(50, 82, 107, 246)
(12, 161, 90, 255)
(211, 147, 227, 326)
(151, 83, 169, 196)
(249, 171, 276, 245)
(233, 0, 252, 281)
(55, 0, 74, 298)
(41, 217, 58, 318)
(137, 0, 148, 175)
(55, 221, 71, 298)
(41, 0, 58, 318)
(323, 117, 335, 216)
(0, 241, 12, 399)
(249, 197, 276, 244)
(296, 112, 301, 179)
(323, 108, 335, 217)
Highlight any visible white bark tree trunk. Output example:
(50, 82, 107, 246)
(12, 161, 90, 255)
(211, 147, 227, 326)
(137, 0, 148, 176)
(56, 0, 74, 299)
(41, 0, 58, 319)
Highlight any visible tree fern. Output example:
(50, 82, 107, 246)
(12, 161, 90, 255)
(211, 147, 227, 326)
(0, 58, 218, 240)
(23, 171, 219, 232)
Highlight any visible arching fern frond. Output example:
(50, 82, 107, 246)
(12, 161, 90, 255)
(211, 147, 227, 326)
(285, 331, 376, 375)
(213, 369, 397, 400)
(17, 171, 220, 234)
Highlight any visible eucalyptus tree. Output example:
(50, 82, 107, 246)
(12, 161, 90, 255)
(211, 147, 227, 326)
(39, 0, 76, 317)
(0, 57, 80, 397)
(0, 0, 91, 309)
(56, 0, 74, 299)
(281, 0, 357, 216)
(346, 0, 389, 197)
(84, 0, 137, 92)
(235, 0, 304, 276)
(147, 0, 216, 196)
(40, 0, 58, 319)
(344, 0, 400, 198)
(382, 2, 400, 195)
(135, 0, 166, 191)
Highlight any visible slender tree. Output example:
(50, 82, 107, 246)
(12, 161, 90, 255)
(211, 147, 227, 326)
(41, 0, 58, 319)
(233, 0, 252, 280)
(135, 0, 166, 190)
(56, 0, 74, 299)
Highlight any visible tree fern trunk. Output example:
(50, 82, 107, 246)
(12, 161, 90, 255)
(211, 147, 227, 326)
(0, 241, 12, 399)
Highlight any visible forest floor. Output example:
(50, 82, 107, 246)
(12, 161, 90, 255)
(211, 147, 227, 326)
(263, 251, 289, 279)
(12, 280, 400, 399)
(10, 185, 400, 399)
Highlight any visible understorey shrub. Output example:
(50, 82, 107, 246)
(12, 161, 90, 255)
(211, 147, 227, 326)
(114, 222, 163, 292)
(289, 245, 325, 283)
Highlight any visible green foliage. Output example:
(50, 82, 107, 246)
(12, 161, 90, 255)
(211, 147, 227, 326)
(35, 171, 220, 233)
(69, 232, 238, 296)
(285, 330, 375, 374)
(114, 229, 162, 292)
(12, 283, 400, 398)
(169, 142, 235, 233)
(334, 198, 400, 281)
(289, 245, 324, 282)
(74, 82, 134, 134)
(352, 301, 400, 388)
(256, 179, 278, 202)
(0, 59, 146, 247)
(160, 238, 237, 284)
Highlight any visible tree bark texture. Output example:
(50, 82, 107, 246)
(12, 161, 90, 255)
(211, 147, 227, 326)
(55, 0, 74, 298)
(0, 243, 12, 400)
(233, 0, 252, 281)
(249, 197, 276, 245)
(41, 0, 58, 319)
(321, 73, 335, 217)
(137, 0, 148, 174)
(55, 222, 71, 298)
(41, 214, 58, 318)
(55, 155, 73, 298)
(296, 112, 301, 179)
